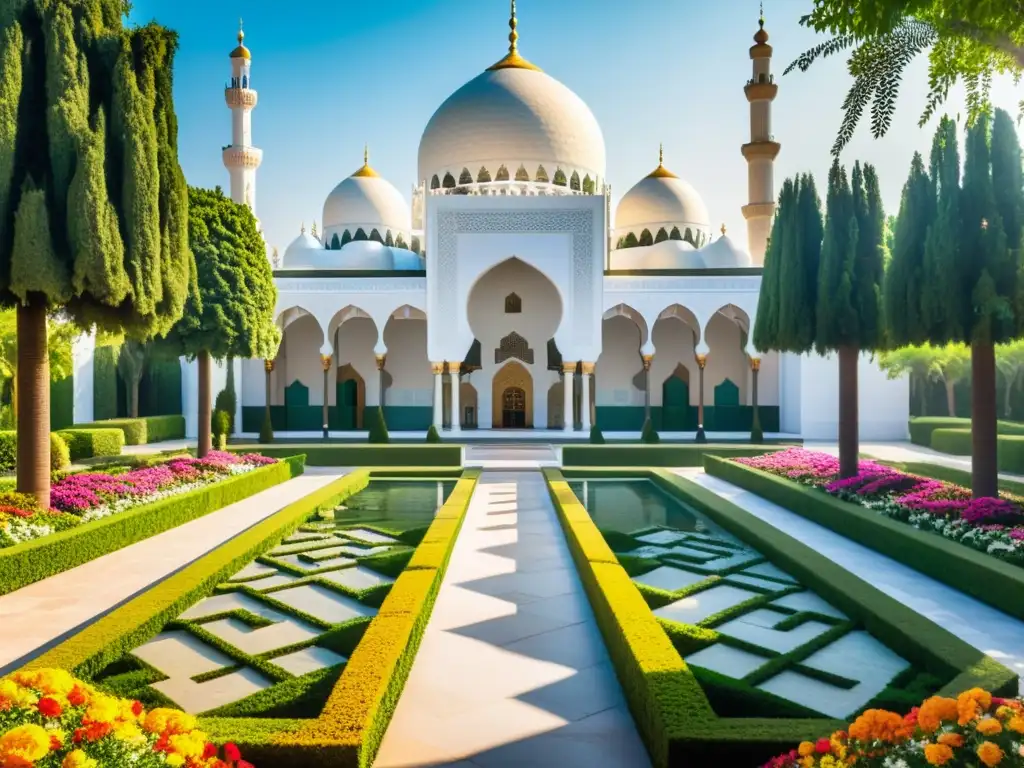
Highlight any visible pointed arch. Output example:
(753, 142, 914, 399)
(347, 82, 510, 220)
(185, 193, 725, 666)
(384, 230, 394, 246)
(410, 235, 421, 254)
(515, 164, 530, 182)
(623, 231, 639, 248)
(552, 168, 567, 186)
(569, 171, 581, 191)
(495, 331, 534, 365)
(459, 167, 473, 185)
(535, 165, 549, 183)
(340, 230, 353, 246)
(477, 166, 491, 183)
(430, 174, 440, 190)
(655, 227, 669, 243)
(353, 228, 368, 241)
(639, 228, 654, 247)
(442, 172, 456, 189)
(582, 174, 594, 194)
(495, 164, 510, 182)
(669, 226, 682, 241)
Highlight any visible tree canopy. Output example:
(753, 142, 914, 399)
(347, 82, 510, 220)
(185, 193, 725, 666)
(0, 0, 191, 336)
(786, 0, 1024, 155)
(163, 187, 279, 361)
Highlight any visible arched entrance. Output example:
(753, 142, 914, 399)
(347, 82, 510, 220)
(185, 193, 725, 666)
(662, 363, 693, 431)
(491, 361, 532, 428)
(334, 363, 364, 430)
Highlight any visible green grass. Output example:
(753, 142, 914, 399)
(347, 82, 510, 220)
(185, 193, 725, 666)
(561, 444, 790, 468)
(229, 445, 462, 467)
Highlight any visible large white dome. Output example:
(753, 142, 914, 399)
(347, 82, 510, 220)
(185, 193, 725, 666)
(418, 58, 606, 188)
(615, 151, 711, 245)
(322, 153, 410, 242)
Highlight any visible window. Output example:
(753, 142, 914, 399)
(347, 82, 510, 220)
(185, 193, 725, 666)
(477, 166, 492, 183)
(582, 174, 594, 194)
(552, 169, 567, 186)
(504, 293, 522, 313)
(442, 172, 456, 189)
(569, 171, 581, 191)
(495, 165, 510, 182)
(535, 165, 549, 183)
(459, 167, 473, 185)
(430, 175, 440, 190)
(495, 331, 534, 364)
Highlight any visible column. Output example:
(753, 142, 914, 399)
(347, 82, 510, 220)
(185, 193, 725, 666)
(750, 356, 763, 442)
(642, 354, 653, 422)
(376, 353, 387, 409)
(695, 353, 707, 443)
(262, 359, 274, 439)
(321, 353, 331, 439)
(450, 365, 461, 431)
(562, 362, 575, 431)
(581, 362, 594, 431)
(432, 362, 444, 429)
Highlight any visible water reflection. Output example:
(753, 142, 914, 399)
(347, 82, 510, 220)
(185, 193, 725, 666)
(333, 480, 455, 530)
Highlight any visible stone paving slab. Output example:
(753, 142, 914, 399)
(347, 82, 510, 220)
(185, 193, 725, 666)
(0, 469, 348, 674)
(374, 470, 651, 768)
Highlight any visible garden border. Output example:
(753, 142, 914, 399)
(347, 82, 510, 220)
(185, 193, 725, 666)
(0, 455, 306, 597)
(229, 444, 463, 467)
(703, 454, 1024, 622)
(545, 467, 1017, 766)
(21, 468, 480, 768)
(561, 444, 790, 468)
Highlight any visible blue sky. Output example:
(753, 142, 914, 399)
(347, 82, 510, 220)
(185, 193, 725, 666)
(130, 0, 1023, 254)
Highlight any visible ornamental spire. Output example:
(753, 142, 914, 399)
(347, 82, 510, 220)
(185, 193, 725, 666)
(487, 0, 541, 72)
(508, 0, 519, 55)
(352, 144, 379, 178)
(646, 143, 678, 179)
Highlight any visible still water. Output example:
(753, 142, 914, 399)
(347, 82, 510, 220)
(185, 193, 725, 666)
(567, 478, 739, 542)
(333, 480, 456, 530)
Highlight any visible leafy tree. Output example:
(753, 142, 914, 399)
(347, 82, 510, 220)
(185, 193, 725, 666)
(117, 339, 148, 418)
(815, 160, 886, 478)
(785, 0, 1024, 155)
(164, 187, 279, 457)
(996, 340, 1024, 417)
(0, 4, 190, 505)
(932, 343, 972, 416)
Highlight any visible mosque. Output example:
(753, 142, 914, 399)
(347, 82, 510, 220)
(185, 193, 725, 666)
(69, 2, 909, 441)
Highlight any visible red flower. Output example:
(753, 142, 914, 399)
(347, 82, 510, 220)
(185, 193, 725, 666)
(67, 686, 86, 706)
(815, 738, 831, 754)
(238, 762, 255, 768)
(203, 743, 218, 759)
(38, 696, 63, 717)
(49, 734, 63, 751)
(224, 743, 241, 761)
(132, 700, 144, 716)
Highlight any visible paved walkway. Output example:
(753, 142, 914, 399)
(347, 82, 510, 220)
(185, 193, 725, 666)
(374, 470, 650, 768)
(462, 445, 561, 469)
(809, 440, 1024, 482)
(0, 468, 347, 675)
(678, 468, 1024, 693)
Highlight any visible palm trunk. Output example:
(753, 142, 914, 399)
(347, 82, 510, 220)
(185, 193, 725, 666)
(945, 380, 957, 417)
(198, 350, 212, 458)
(971, 340, 998, 499)
(838, 345, 859, 479)
(17, 295, 50, 508)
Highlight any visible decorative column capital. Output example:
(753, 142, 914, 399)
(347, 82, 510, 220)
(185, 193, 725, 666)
(376, 354, 387, 371)
(321, 354, 332, 372)
(561, 362, 577, 375)
(695, 353, 707, 370)
(581, 362, 596, 375)
(641, 354, 653, 371)
(264, 359, 275, 373)
(431, 362, 445, 375)
(750, 356, 761, 372)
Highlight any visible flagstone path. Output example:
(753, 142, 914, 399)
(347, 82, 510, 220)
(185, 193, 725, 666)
(374, 470, 650, 768)
(0, 468, 349, 674)
(679, 468, 1024, 694)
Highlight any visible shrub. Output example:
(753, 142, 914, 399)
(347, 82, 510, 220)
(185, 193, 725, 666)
(55, 428, 124, 460)
(640, 417, 660, 444)
(213, 409, 231, 450)
(72, 416, 186, 445)
(259, 410, 274, 444)
(50, 433, 70, 471)
(589, 424, 605, 444)
(425, 425, 442, 444)
(0, 431, 15, 472)
(215, 388, 237, 434)
(368, 407, 389, 444)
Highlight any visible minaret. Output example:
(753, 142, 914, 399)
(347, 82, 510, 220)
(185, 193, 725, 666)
(741, 4, 780, 266)
(223, 20, 263, 219)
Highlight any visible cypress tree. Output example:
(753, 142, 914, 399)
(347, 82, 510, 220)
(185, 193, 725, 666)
(884, 152, 934, 345)
(0, 2, 191, 505)
(777, 174, 823, 351)
(753, 180, 792, 353)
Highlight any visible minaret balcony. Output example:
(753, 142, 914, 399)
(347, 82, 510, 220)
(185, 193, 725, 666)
(743, 81, 778, 101)
(224, 88, 258, 109)
(222, 145, 263, 169)
(741, 140, 781, 161)
(742, 202, 776, 219)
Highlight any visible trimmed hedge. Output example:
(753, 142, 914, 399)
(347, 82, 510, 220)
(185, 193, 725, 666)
(703, 455, 1024, 623)
(0, 456, 306, 596)
(72, 415, 187, 445)
(929, 429, 1024, 473)
(55, 428, 125, 460)
(22, 468, 481, 768)
(561, 444, 787, 468)
(230, 444, 462, 467)
(909, 417, 1024, 448)
(546, 467, 1017, 766)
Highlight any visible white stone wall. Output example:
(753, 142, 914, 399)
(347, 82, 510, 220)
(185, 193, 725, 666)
(382, 318, 431, 406)
(277, 313, 326, 405)
(650, 317, 697, 406)
(704, 313, 748, 403)
(596, 316, 643, 407)
(335, 316, 380, 406)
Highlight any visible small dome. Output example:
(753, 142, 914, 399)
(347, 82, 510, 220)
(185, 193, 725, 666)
(391, 248, 426, 271)
(339, 240, 395, 270)
(700, 232, 752, 268)
(282, 229, 324, 269)
(615, 147, 710, 242)
(322, 149, 410, 241)
(610, 239, 705, 270)
(230, 29, 250, 59)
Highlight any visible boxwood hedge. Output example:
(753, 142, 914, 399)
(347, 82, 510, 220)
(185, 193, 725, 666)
(73, 415, 186, 445)
(55, 428, 125, 460)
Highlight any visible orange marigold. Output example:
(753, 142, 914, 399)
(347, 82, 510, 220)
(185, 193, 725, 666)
(976, 717, 1003, 736)
(958, 689, 993, 726)
(977, 741, 1004, 767)
(917, 696, 959, 733)
(848, 709, 908, 743)
(937, 733, 964, 748)
(924, 743, 955, 765)
(1008, 716, 1024, 734)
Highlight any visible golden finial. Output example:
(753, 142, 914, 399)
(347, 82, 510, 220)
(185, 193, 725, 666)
(646, 143, 677, 179)
(238, 17, 244, 44)
(487, 0, 542, 72)
(721, 223, 727, 236)
(352, 144, 379, 178)
(230, 18, 251, 59)
(759, 1, 764, 26)
(364, 144, 369, 166)
(754, 1, 770, 43)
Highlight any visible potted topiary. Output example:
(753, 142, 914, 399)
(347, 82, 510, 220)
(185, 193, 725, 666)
(368, 407, 390, 444)
(640, 417, 660, 444)
(589, 424, 605, 444)
(425, 424, 442, 443)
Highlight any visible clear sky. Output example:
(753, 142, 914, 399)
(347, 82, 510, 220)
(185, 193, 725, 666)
(130, 0, 1023, 255)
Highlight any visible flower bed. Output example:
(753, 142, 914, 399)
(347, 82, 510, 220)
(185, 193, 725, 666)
(763, 688, 1024, 767)
(0, 452, 278, 549)
(0, 668, 254, 767)
(736, 448, 1024, 569)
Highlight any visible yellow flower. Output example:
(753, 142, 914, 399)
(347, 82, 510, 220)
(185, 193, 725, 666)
(820, 757, 839, 768)
(800, 757, 814, 768)
(144, 708, 196, 736)
(165, 756, 185, 768)
(62, 750, 99, 768)
(13, 669, 75, 698)
(1008, 716, 1024, 734)
(0, 724, 51, 762)
(957, 688, 993, 725)
(168, 731, 207, 760)
(976, 717, 1003, 736)
(924, 743, 954, 765)
(0, 679, 36, 709)
(977, 741, 1005, 767)
(798, 741, 816, 757)
(85, 694, 121, 725)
